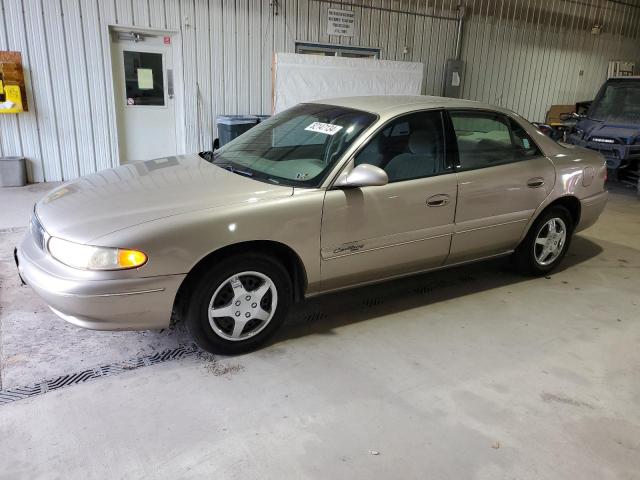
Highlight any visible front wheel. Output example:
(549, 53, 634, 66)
(514, 206, 574, 275)
(185, 254, 292, 354)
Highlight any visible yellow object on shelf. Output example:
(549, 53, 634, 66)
(0, 80, 24, 113)
(0, 51, 27, 114)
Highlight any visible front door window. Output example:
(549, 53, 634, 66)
(354, 110, 448, 182)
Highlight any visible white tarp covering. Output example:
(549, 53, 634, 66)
(273, 53, 424, 113)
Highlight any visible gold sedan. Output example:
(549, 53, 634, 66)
(16, 96, 608, 353)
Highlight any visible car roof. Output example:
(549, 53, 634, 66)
(606, 76, 640, 81)
(309, 95, 515, 116)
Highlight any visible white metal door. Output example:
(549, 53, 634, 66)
(111, 31, 177, 163)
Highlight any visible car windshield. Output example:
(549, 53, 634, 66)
(589, 80, 640, 123)
(210, 104, 377, 187)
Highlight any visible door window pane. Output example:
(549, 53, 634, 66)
(355, 111, 446, 183)
(509, 118, 542, 157)
(450, 111, 540, 170)
(123, 51, 165, 106)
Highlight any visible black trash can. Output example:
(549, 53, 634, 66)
(217, 115, 258, 146)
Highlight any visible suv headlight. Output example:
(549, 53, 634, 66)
(591, 137, 615, 144)
(48, 237, 147, 270)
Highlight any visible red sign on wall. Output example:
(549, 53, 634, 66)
(163, 36, 171, 45)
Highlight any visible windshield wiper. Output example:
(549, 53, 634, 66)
(224, 164, 253, 177)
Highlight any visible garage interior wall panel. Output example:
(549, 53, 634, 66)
(0, 0, 639, 182)
(461, 0, 640, 122)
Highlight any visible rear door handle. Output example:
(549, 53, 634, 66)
(426, 194, 450, 207)
(527, 177, 545, 188)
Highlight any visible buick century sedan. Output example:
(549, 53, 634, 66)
(16, 96, 608, 354)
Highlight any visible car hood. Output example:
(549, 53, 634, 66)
(577, 119, 640, 142)
(36, 154, 293, 243)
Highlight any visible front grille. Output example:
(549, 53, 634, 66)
(30, 214, 46, 250)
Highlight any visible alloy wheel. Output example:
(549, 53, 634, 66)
(533, 217, 567, 266)
(207, 271, 278, 341)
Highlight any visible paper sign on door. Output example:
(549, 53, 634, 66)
(137, 68, 154, 90)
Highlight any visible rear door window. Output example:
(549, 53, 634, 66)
(449, 111, 541, 170)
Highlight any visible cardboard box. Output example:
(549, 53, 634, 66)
(546, 104, 575, 125)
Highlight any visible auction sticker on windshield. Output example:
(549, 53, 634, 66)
(305, 122, 343, 135)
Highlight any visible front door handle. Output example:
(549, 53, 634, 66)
(527, 177, 545, 188)
(426, 194, 450, 207)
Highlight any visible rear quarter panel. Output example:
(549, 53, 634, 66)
(519, 141, 607, 239)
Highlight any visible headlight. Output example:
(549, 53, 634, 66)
(47, 237, 147, 270)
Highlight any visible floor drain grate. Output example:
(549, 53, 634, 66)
(0, 343, 200, 405)
(458, 274, 476, 283)
(413, 284, 435, 295)
(303, 311, 328, 323)
(363, 297, 384, 307)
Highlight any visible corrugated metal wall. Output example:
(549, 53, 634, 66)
(1, 0, 639, 182)
(461, 0, 640, 122)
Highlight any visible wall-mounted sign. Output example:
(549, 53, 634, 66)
(328, 8, 354, 37)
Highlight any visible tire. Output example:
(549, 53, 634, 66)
(185, 254, 293, 354)
(514, 206, 574, 276)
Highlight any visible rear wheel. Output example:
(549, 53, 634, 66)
(185, 254, 292, 354)
(514, 206, 574, 275)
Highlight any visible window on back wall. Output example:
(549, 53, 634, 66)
(295, 42, 380, 59)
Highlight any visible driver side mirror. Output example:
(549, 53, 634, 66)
(334, 163, 389, 188)
(213, 138, 220, 150)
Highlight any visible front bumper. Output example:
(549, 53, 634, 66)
(15, 229, 185, 331)
(567, 135, 640, 169)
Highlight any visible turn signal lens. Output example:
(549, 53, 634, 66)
(118, 249, 147, 268)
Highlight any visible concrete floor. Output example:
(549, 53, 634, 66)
(0, 183, 638, 479)
(0, 182, 62, 231)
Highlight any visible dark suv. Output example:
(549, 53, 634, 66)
(566, 77, 640, 189)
